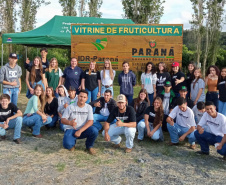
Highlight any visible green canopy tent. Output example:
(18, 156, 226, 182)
(1, 15, 134, 91)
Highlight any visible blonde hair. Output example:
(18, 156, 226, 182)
(103, 59, 114, 80)
(46, 58, 58, 73)
(88, 61, 98, 75)
(34, 84, 46, 112)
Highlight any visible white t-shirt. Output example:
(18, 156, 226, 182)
(100, 70, 116, 86)
(100, 102, 110, 117)
(62, 103, 93, 130)
(163, 92, 170, 115)
(169, 106, 196, 128)
(141, 72, 157, 94)
(198, 112, 226, 137)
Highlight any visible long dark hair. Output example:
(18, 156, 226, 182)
(145, 62, 156, 74)
(206, 65, 220, 77)
(153, 97, 164, 128)
(134, 89, 150, 111)
(188, 61, 196, 81)
(218, 67, 226, 89)
(157, 62, 168, 73)
(30, 56, 43, 85)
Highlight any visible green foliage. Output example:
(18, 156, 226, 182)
(59, 0, 77, 16)
(88, 0, 103, 17)
(182, 45, 196, 68)
(122, 0, 165, 24)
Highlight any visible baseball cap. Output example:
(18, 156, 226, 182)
(180, 86, 187, 91)
(9, 53, 17, 59)
(117, 94, 127, 103)
(68, 86, 76, 91)
(164, 81, 172, 87)
(172, 62, 179, 67)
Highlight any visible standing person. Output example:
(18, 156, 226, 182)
(185, 62, 196, 99)
(57, 85, 69, 131)
(218, 67, 226, 116)
(166, 97, 196, 149)
(25, 48, 49, 70)
(81, 61, 101, 103)
(90, 89, 117, 131)
(195, 101, 226, 160)
(45, 58, 63, 97)
(170, 62, 185, 97)
(62, 58, 83, 93)
(156, 62, 171, 96)
(25, 56, 46, 99)
(141, 62, 157, 105)
(118, 61, 136, 105)
(137, 97, 164, 142)
(159, 81, 176, 131)
(61, 90, 98, 155)
(0, 53, 22, 106)
(130, 89, 149, 124)
(0, 94, 22, 144)
(103, 94, 137, 153)
(44, 87, 58, 128)
(100, 59, 116, 97)
(23, 85, 52, 138)
(205, 65, 220, 109)
(190, 68, 205, 105)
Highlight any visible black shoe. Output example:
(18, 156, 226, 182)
(13, 139, 21, 144)
(168, 142, 179, 146)
(0, 135, 6, 140)
(223, 156, 226, 161)
(196, 151, 209, 155)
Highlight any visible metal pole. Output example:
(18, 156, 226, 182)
(1, 44, 3, 93)
(26, 46, 28, 91)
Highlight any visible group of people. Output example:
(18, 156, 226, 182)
(0, 48, 226, 159)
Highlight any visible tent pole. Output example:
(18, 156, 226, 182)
(26, 46, 28, 91)
(1, 44, 3, 93)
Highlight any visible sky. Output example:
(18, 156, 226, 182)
(35, 0, 194, 30)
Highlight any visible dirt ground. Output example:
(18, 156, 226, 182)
(0, 94, 226, 185)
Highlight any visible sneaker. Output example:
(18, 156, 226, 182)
(0, 135, 6, 140)
(168, 142, 179, 146)
(112, 143, 121, 149)
(87, 148, 96, 155)
(125, 148, 132, 153)
(13, 139, 21, 144)
(32, 134, 43, 138)
(189, 144, 196, 150)
(69, 146, 75, 152)
(196, 151, 209, 155)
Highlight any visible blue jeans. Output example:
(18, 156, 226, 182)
(148, 93, 154, 105)
(0, 117, 22, 139)
(54, 91, 59, 98)
(218, 100, 226, 116)
(206, 92, 218, 110)
(167, 123, 196, 145)
(3, 87, 19, 106)
(125, 95, 133, 105)
(93, 114, 116, 131)
(101, 86, 114, 97)
(86, 87, 99, 103)
(46, 114, 58, 128)
(59, 119, 65, 132)
(23, 113, 52, 135)
(63, 126, 98, 150)
(195, 131, 226, 156)
(137, 120, 162, 141)
(26, 81, 45, 99)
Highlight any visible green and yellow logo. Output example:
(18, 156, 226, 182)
(92, 38, 107, 51)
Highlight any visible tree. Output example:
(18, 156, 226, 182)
(122, 0, 165, 24)
(19, 0, 50, 32)
(78, 0, 87, 17)
(88, 0, 102, 17)
(59, 0, 77, 16)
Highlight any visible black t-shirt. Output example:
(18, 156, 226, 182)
(28, 67, 45, 83)
(44, 97, 58, 116)
(82, 69, 101, 91)
(144, 105, 156, 123)
(156, 72, 171, 95)
(107, 106, 136, 123)
(0, 103, 18, 122)
(185, 72, 194, 93)
(171, 71, 185, 93)
(218, 81, 226, 102)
